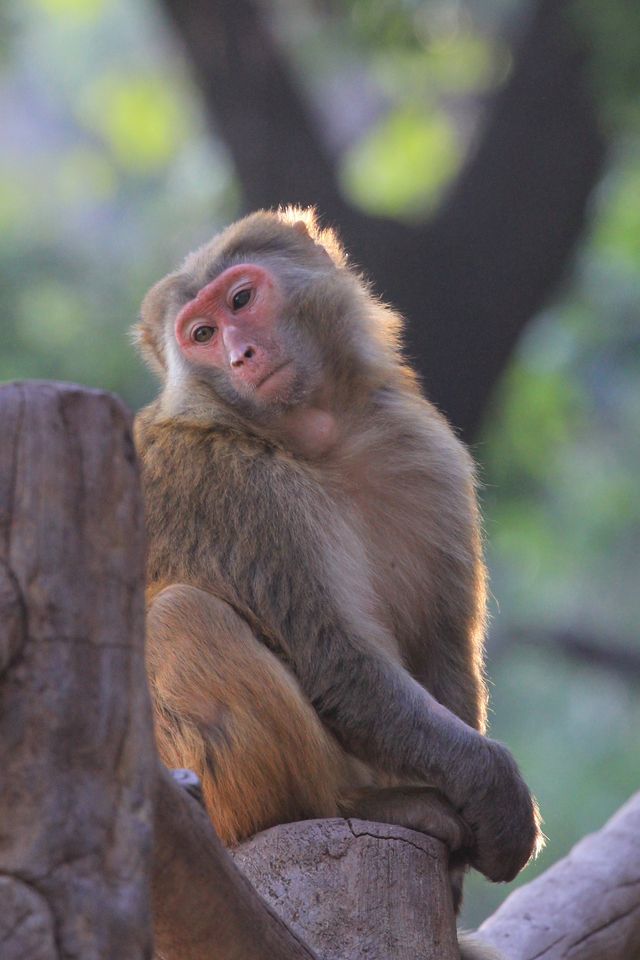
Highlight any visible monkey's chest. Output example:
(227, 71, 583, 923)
(339, 462, 438, 647)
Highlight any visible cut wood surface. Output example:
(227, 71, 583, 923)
(232, 817, 459, 960)
(152, 767, 321, 960)
(477, 790, 640, 960)
(0, 381, 155, 959)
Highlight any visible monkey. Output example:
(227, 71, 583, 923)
(133, 208, 542, 944)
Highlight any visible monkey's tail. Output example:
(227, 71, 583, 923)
(458, 931, 504, 960)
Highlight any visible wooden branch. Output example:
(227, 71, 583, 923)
(152, 767, 319, 960)
(231, 818, 459, 960)
(160, 0, 347, 218)
(475, 791, 640, 959)
(0, 380, 154, 959)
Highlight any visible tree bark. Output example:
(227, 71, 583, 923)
(152, 767, 319, 960)
(0, 381, 322, 960)
(0, 380, 154, 959)
(158, 0, 606, 441)
(476, 791, 640, 959)
(231, 818, 459, 960)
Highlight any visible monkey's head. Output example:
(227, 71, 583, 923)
(134, 207, 409, 425)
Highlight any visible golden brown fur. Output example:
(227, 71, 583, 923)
(134, 208, 541, 896)
(147, 585, 349, 843)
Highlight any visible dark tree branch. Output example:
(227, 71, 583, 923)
(405, 0, 607, 440)
(158, 0, 606, 442)
(160, 0, 348, 219)
(496, 626, 640, 681)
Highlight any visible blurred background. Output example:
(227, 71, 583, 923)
(1, 0, 638, 928)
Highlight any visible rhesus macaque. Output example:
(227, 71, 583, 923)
(134, 209, 542, 907)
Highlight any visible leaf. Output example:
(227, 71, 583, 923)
(77, 72, 189, 172)
(33, 0, 105, 18)
(340, 106, 460, 218)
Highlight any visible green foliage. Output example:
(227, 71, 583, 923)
(34, 0, 105, 16)
(594, 153, 640, 264)
(77, 71, 189, 172)
(341, 106, 459, 218)
(345, 0, 428, 52)
(420, 31, 504, 91)
(574, 0, 640, 129)
(0, 0, 237, 408)
(1, 0, 639, 934)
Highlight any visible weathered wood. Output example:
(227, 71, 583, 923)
(232, 818, 459, 960)
(0, 380, 324, 960)
(0, 381, 155, 959)
(477, 791, 640, 959)
(153, 767, 319, 960)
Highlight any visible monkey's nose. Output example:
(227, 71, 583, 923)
(223, 327, 257, 367)
(229, 345, 256, 368)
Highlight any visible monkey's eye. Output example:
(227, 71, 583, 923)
(192, 325, 216, 344)
(231, 288, 252, 311)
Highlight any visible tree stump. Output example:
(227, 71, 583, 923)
(232, 817, 459, 960)
(0, 381, 155, 959)
(0, 381, 325, 960)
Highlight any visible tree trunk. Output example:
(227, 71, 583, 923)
(477, 791, 640, 959)
(0, 380, 155, 959)
(232, 818, 459, 960)
(0, 381, 324, 960)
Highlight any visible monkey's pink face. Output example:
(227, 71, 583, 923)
(175, 264, 299, 405)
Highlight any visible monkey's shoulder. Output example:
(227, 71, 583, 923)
(135, 409, 341, 598)
(342, 388, 476, 490)
(135, 406, 325, 517)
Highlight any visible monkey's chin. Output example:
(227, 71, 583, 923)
(254, 360, 296, 402)
(217, 362, 313, 421)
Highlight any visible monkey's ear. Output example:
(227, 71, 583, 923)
(292, 220, 335, 265)
(280, 205, 347, 267)
(292, 216, 341, 267)
(132, 273, 180, 379)
(292, 220, 311, 238)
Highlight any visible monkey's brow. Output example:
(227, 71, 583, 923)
(203, 256, 235, 283)
(187, 249, 275, 296)
(178, 259, 231, 299)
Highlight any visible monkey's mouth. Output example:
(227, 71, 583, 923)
(254, 360, 294, 397)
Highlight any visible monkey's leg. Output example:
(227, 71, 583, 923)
(146, 584, 347, 845)
(342, 785, 473, 912)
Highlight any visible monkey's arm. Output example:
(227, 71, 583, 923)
(301, 625, 540, 883)
(211, 456, 540, 884)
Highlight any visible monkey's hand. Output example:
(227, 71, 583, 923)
(457, 738, 543, 883)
